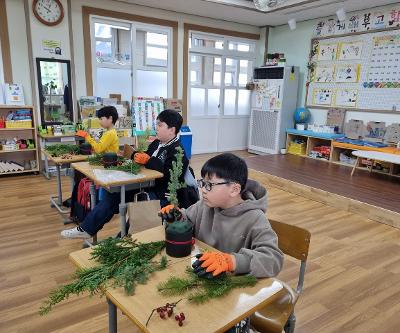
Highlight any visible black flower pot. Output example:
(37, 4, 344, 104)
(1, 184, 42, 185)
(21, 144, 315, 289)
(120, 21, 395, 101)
(79, 143, 92, 155)
(165, 221, 193, 258)
(103, 152, 118, 168)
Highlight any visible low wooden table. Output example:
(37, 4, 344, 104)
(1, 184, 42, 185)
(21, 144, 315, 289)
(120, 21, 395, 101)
(69, 226, 284, 333)
(351, 150, 400, 176)
(71, 162, 163, 241)
(42, 150, 88, 223)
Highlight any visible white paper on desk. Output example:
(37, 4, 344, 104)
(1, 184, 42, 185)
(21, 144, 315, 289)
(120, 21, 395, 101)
(93, 169, 145, 182)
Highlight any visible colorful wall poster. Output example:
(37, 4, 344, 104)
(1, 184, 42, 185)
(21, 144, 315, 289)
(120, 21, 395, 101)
(314, 65, 335, 83)
(338, 41, 363, 60)
(317, 43, 338, 61)
(335, 64, 360, 83)
(335, 89, 358, 107)
(312, 88, 334, 105)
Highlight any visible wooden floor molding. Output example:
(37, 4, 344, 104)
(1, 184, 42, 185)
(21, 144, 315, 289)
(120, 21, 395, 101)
(249, 169, 400, 229)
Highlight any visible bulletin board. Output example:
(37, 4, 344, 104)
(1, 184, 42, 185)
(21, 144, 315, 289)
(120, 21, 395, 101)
(306, 28, 400, 113)
(131, 97, 164, 134)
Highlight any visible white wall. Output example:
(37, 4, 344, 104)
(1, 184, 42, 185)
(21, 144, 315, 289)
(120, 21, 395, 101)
(6, 0, 32, 104)
(268, 4, 400, 126)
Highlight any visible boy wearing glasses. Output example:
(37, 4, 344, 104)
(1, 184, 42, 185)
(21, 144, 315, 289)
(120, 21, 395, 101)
(161, 153, 283, 279)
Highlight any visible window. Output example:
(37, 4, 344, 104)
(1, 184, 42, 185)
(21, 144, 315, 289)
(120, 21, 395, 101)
(189, 32, 255, 117)
(91, 18, 172, 100)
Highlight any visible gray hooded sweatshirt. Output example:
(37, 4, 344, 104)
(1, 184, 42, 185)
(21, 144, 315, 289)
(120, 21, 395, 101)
(184, 179, 284, 278)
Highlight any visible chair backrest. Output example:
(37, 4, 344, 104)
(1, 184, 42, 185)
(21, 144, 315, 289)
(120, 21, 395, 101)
(269, 219, 311, 293)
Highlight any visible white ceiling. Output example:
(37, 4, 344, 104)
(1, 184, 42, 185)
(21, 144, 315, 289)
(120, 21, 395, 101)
(114, 0, 398, 26)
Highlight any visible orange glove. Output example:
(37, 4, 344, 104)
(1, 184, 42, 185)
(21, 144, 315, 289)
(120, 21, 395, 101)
(199, 252, 235, 277)
(159, 204, 182, 222)
(76, 130, 88, 138)
(134, 152, 150, 165)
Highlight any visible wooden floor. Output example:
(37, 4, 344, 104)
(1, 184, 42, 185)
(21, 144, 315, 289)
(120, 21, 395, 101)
(246, 154, 400, 213)
(1, 152, 400, 332)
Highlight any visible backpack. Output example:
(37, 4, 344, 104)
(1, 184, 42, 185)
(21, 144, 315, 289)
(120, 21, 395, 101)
(70, 177, 94, 223)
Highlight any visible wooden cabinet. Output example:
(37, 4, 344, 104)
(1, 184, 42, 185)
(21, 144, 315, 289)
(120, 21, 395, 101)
(0, 105, 39, 175)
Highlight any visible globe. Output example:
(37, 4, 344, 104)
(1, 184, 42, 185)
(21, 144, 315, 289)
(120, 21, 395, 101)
(294, 107, 311, 124)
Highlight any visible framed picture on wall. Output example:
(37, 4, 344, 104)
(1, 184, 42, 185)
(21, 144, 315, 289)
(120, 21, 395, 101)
(312, 88, 334, 105)
(335, 89, 358, 107)
(335, 64, 360, 83)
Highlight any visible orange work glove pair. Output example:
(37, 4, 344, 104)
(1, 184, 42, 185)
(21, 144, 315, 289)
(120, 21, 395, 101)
(158, 204, 182, 222)
(192, 252, 235, 277)
(76, 130, 88, 138)
(134, 152, 150, 165)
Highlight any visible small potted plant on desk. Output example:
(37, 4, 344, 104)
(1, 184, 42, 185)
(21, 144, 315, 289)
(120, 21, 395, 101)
(160, 147, 193, 258)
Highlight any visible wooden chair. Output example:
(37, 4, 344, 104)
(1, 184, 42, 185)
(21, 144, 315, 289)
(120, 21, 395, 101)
(251, 219, 311, 333)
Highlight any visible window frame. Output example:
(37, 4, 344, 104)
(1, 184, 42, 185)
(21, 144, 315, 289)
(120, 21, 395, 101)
(188, 31, 256, 118)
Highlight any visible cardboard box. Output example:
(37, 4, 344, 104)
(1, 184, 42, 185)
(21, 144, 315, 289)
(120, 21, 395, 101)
(365, 121, 386, 143)
(384, 123, 400, 144)
(326, 108, 346, 133)
(344, 119, 367, 140)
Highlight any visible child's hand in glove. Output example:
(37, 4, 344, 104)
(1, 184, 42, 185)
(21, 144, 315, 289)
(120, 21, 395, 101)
(134, 152, 150, 165)
(76, 130, 88, 138)
(158, 204, 182, 222)
(192, 252, 235, 277)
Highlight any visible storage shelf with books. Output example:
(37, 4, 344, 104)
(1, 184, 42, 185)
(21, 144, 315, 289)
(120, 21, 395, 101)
(0, 105, 39, 176)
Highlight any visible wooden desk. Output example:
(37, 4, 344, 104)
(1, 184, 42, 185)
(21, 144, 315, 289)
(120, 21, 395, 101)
(42, 150, 88, 223)
(71, 162, 163, 239)
(351, 150, 400, 176)
(70, 226, 284, 333)
(38, 133, 79, 179)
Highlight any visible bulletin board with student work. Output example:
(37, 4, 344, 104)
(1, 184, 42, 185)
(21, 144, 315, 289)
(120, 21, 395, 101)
(131, 97, 164, 135)
(306, 27, 400, 113)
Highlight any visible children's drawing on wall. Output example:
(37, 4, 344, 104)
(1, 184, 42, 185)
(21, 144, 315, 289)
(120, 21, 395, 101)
(312, 88, 334, 105)
(338, 41, 363, 60)
(317, 43, 338, 61)
(335, 89, 358, 107)
(335, 64, 360, 83)
(314, 65, 335, 83)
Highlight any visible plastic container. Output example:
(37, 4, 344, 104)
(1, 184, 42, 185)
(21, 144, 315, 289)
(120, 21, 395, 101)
(165, 221, 193, 258)
(180, 126, 192, 160)
(103, 152, 118, 168)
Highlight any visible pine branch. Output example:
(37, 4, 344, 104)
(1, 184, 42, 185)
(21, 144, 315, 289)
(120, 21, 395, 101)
(40, 238, 167, 315)
(157, 268, 257, 304)
(167, 147, 186, 207)
(136, 128, 151, 152)
(45, 144, 80, 157)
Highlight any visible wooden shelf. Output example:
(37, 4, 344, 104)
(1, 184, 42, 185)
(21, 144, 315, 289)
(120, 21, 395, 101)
(0, 105, 34, 109)
(0, 168, 39, 176)
(0, 149, 37, 154)
(0, 128, 34, 131)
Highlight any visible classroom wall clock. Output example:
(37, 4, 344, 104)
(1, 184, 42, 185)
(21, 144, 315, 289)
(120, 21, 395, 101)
(32, 0, 64, 26)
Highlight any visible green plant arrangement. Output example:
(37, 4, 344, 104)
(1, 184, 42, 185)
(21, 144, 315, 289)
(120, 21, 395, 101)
(157, 267, 257, 304)
(44, 144, 80, 157)
(136, 128, 152, 152)
(39, 237, 167, 315)
(87, 153, 141, 174)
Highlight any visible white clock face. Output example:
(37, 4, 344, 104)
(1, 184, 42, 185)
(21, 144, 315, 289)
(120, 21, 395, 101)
(34, 0, 63, 25)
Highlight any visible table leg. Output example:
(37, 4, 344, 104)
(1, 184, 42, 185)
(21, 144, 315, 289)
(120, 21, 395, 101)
(56, 164, 63, 206)
(351, 157, 359, 176)
(119, 185, 127, 238)
(107, 298, 117, 333)
(90, 183, 98, 245)
(43, 153, 51, 179)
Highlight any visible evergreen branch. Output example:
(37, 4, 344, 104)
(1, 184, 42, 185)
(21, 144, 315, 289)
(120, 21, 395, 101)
(157, 268, 257, 304)
(40, 238, 166, 315)
(137, 128, 152, 152)
(167, 147, 186, 207)
(45, 144, 80, 157)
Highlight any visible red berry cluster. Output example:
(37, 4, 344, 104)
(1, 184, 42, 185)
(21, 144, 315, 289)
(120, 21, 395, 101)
(146, 299, 185, 327)
(174, 312, 186, 326)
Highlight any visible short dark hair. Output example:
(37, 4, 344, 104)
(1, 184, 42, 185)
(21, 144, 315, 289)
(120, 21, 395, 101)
(97, 106, 119, 124)
(201, 153, 248, 192)
(157, 109, 183, 134)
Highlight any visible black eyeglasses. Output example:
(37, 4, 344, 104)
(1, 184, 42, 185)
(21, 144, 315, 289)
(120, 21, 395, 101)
(197, 179, 231, 191)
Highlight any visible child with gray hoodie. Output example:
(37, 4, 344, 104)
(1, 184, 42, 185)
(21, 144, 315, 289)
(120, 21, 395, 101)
(161, 153, 283, 279)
